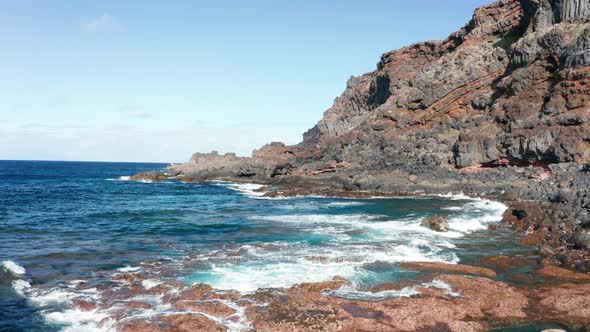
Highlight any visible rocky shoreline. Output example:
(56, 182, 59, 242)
(119, 175, 590, 330)
(63, 257, 590, 331)
(133, 165, 590, 273)
(127, 0, 590, 330)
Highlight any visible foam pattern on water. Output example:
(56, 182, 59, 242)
(1, 165, 512, 332)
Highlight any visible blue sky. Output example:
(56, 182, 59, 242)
(0, 0, 490, 162)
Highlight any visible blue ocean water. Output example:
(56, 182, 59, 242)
(0, 160, 532, 331)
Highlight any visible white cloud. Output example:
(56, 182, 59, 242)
(81, 13, 123, 32)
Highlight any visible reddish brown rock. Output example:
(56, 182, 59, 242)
(534, 283, 590, 325)
(478, 255, 530, 271)
(129, 171, 171, 182)
(401, 262, 497, 277)
(159, 314, 228, 332)
(439, 274, 528, 319)
(537, 265, 590, 281)
(118, 314, 227, 332)
(112, 272, 146, 284)
(72, 298, 97, 311)
(173, 300, 237, 317)
(126, 301, 153, 310)
(446, 321, 487, 332)
(245, 273, 530, 331)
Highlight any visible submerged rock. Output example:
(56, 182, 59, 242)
(421, 214, 450, 232)
(478, 255, 531, 272)
(129, 171, 170, 182)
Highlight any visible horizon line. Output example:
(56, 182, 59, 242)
(0, 159, 174, 164)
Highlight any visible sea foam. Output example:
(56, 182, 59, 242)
(2, 260, 26, 275)
(213, 181, 267, 198)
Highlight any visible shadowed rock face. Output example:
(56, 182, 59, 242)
(160, 0, 590, 269)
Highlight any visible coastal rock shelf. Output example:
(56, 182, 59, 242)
(13, 259, 590, 331)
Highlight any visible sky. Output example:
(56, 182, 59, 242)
(0, 0, 490, 162)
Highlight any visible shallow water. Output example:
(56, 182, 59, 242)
(0, 160, 535, 331)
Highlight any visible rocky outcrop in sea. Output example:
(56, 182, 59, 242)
(136, 0, 590, 271)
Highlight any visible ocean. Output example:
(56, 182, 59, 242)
(0, 160, 533, 331)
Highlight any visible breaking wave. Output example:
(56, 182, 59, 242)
(2, 260, 26, 276)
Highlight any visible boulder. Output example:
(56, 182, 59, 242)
(421, 215, 450, 232)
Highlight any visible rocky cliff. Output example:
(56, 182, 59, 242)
(145, 0, 590, 270)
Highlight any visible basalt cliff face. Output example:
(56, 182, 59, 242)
(148, 0, 590, 269)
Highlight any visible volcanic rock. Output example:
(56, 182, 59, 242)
(401, 262, 497, 277)
(421, 214, 450, 232)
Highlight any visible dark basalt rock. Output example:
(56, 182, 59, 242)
(421, 215, 450, 232)
(130, 171, 171, 182)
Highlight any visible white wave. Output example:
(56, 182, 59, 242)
(409, 239, 431, 247)
(44, 309, 110, 332)
(256, 213, 382, 226)
(2, 260, 26, 275)
(12, 279, 31, 296)
(324, 285, 420, 300)
(219, 300, 253, 332)
(13, 279, 100, 307)
(106, 175, 131, 181)
(202, 260, 358, 292)
(279, 201, 320, 211)
(423, 279, 462, 297)
(325, 277, 461, 301)
(436, 192, 474, 200)
(447, 198, 507, 233)
(325, 201, 369, 207)
(13, 280, 114, 331)
(213, 181, 267, 198)
(194, 239, 458, 293)
(257, 214, 464, 240)
(141, 279, 161, 289)
(117, 265, 141, 272)
(67, 280, 88, 289)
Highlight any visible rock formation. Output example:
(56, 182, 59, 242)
(64, 259, 590, 331)
(421, 215, 450, 232)
(147, 0, 590, 270)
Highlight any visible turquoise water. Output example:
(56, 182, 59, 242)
(0, 161, 532, 331)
